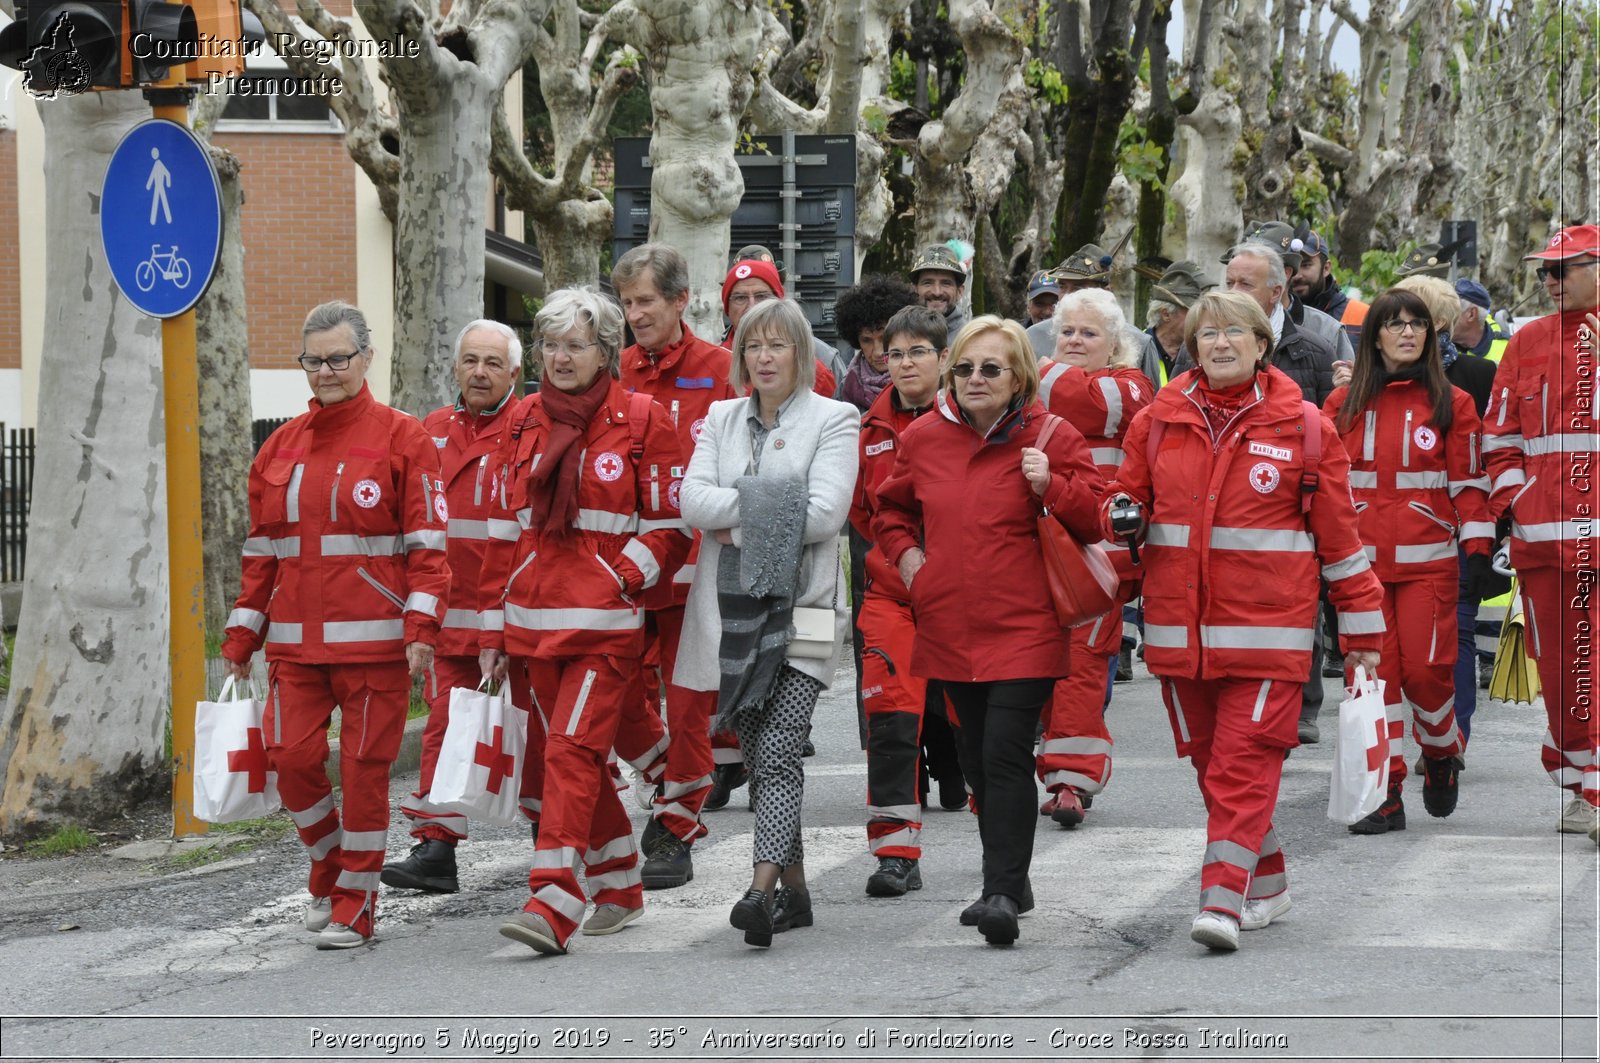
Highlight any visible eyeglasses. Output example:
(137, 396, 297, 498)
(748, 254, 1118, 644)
(886, 345, 938, 363)
(728, 291, 775, 308)
(1194, 326, 1251, 343)
(743, 342, 794, 356)
(1381, 318, 1428, 336)
(298, 351, 361, 371)
(541, 339, 599, 358)
(1536, 259, 1599, 282)
(951, 362, 1012, 379)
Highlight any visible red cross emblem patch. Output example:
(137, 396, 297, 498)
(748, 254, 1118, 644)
(227, 727, 270, 794)
(593, 451, 624, 482)
(691, 417, 707, 443)
(1249, 462, 1281, 494)
(352, 479, 382, 508)
(474, 726, 515, 794)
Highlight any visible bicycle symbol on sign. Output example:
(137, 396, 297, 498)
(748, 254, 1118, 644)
(134, 244, 192, 292)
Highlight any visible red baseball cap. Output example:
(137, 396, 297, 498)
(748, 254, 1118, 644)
(1524, 224, 1600, 261)
(721, 259, 784, 311)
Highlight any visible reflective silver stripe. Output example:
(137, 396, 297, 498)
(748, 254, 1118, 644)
(531, 845, 579, 871)
(1322, 549, 1371, 582)
(1198, 884, 1245, 914)
(448, 518, 489, 541)
(1522, 432, 1600, 456)
(1165, 680, 1192, 743)
(1339, 610, 1385, 635)
(1517, 519, 1599, 543)
(442, 608, 483, 630)
(575, 509, 637, 534)
(532, 883, 588, 923)
(307, 830, 342, 861)
(1097, 375, 1123, 437)
(1363, 411, 1376, 461)
(1039, 361, 1070, 406)
(661, 774, 712, 799)
(487, 518, 521, 541)
(1363, 544, 1377, 561)
(405, 592, 441, 617)
(288, 795, 336, 828)
(340, 829, 388, 852)
(1395, 470, 1448, 490)
(1481, 432, 1523, 453)
(1395, 541, 1458, 564)
(1209, 526, 1314, 552)
(335, 870, 381, 892)
(405, 529, 448, 551)
(286, 464, 303, 523)
(320, 534, 404, 556)
(1459, 521, 1495, 539)
(672, 562, 696, 585)
(588, 866, 642, 893)
(625, 736, 670, 774)
(1090, 447, 1125, 467)
(243, 537, 274, 557)
(1201, 625, 1312, 651)
(503, 605, 644, 632)
(1413, 697, 1455, 727)
(1448, 475, 1491, 497)
(868, 826, 919, 853)
(481, 609, 505, 632)
(585, 835, 635, 866)
(1038, 737, 1113, 756)
(1347, 470, 1377, 490)
(620, 539, 660, 589)
(324, 620, 405, 642)
(227, 608, 267, 634)
(1041, 768, 1107, 794)
(1249, 679, 1271, 722)
(565, 669, 597, 736)
(868, 803, 924, 822)
(516, 506, 533, 530)
(274, 537, 302, 559)
(1144, 624, 1187, 648)
(1249, 873, 1287, 899)
(1490, 467, 1526, 493)
(1402, 409, 1412, 466)
(267, 622, 303, 643)
(1524, 591, 1540, 657)
(1204, 839, 1258, 868)
(639, 517, 688, 532)
(1146, 523, 1190, 548)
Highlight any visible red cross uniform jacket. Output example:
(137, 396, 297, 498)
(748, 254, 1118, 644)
(621, 323, 737, 608)
(420, 393, 522, 657)
(1102, 366, 1385, 683)
(1323, 380, 1493, 582)
(873, 393, 1105, 682)
(848, 386, 932, 603)
(1483, 310, 1600, 571)
(222, 384, 451, 665)
(479, 379, 689, 660)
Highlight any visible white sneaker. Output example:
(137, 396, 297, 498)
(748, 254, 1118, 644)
(1557, 796, 1599, 834)
(1240, 891, 1291, 931)
(1190, 911, 1240, 951)
(630, 768, 657, 812)
(315, 922, 370, 950)
(303, 897, 333, 932)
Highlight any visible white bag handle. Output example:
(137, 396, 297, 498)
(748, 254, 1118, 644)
(215, 673, 260, 703)
(1349, 664, 1379, 697)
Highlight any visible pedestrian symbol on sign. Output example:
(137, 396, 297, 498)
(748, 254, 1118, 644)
(147, 149, 174, 225)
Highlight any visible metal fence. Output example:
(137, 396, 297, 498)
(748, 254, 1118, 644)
(1, 426, 35, 583)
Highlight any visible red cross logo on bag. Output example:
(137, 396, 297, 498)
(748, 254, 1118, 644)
(1366, 715, 1388, 773)
(227, 727, 270, 794)
(474, 726, 515, 794)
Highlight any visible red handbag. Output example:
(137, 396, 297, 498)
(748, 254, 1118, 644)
(1035, 415, 1119, 628)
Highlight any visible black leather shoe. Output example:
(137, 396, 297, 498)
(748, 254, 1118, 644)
(380, 839, 458, 894)
(771, 886, 813, 932)
(641, 833, 694, 889)
(937, 773, 967, 812)
(729, 888, 774, 947)
(977, 893, 1019, 946)
(1348, 795, 1407, 834)
(802, 737, 816, 758)
(639, 814, 668, 856)
(959, 878, 1034, 925)
(703, 763, 747, 812)
(1421, 756, 1460, 818)
(865, 856, 923, 897)
(1115, 647, 1133, 682)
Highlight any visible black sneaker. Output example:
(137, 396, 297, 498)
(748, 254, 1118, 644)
(1323, 654, 1346, 679)
(1422, 756, 1460, 818)
(1348, 795, 1407, 834)
(1115, 647, 1134, 683)
(380, 839, 459, 894)
(641, 833, 694, 889)
(1478, 657, 1493, 690)
(865, 856, 923, 897)
(703, 763, 748, 812)
(771, 886, 814, 932)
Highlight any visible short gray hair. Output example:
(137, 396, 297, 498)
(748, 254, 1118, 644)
(1145, 299, 1184, 329)
(303, 300, 372, 351)
(1054, 287, 1137, 369)
(453, 319, 523, 371)
(1229, 242, 1288, 282)
(536, 287, 626, 375)
(729, 298, 816, 395)
(612, 242, 690, 301)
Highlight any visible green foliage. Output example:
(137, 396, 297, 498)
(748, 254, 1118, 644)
(0, 632, 13, 699)
(1350, 244, 1415, 297)
(210, 814, 295, 839)
(24, 825, 97, 857)
(861, 104, 889, 136)
(888, 50, 917, 102)
(1289, 167, 1332, 221)
(1121, 142, 1167, 187)
(1026, 58, 1069, 105)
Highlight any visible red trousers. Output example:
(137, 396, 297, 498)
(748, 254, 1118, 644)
(1037, 618, 1117, 797)
(649, 607, 716, 842)
(266, 660, 408, 937)
(1373, 577, 1466, 789)
(860, 593, 927, 859)
(400, 655, 537, 843)
(1160, 675, 1298, 919)
(1520, 566, 1600, 804)
(522, 654, 644, 946)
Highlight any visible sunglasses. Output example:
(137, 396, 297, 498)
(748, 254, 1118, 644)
(1536, 259, 1599, 282)
(951, 362, 1012, 379)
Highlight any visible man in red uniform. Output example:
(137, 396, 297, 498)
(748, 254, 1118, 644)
(615, 243, 739, 886)
(720, 256, 839, 397)
(1483, 224, 1600, 843)
(382, 321, 535, 893)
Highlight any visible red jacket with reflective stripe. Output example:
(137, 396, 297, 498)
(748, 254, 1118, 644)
(421, 396, 521, 657)
(874, 394, 1104, 683)
(1323, 381, 1492, 583)
(480, 380, 689, 660)
(621, 323, 737, 608)
(1483, 311, 1599, 571)
(222, 385, 450, 665)
(1102, 367, 1384, 683)
(849, 386, 931, 603)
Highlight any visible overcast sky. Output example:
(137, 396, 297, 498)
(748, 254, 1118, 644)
(1167, 0, 1367, 73)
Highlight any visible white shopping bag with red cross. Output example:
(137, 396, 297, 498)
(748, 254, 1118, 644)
(1327, 665, 1390, 824)
(427, 682, 527, 826)
(193, 675, 281, 823)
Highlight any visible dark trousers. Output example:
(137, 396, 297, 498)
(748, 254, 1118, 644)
(1300, 593, 1329, 724)
(944, 678, 1055, 903)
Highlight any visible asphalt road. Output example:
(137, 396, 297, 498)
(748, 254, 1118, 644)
(0, 659, 1595, 1063)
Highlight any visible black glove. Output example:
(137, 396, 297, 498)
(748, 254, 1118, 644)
(1464, 552, 1493, 603)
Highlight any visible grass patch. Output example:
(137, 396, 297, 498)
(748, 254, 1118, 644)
(209, 814, 295, 840)
(0, 631, 14, 699)
(24, 825, 98, 857)
(159, 813, 293, 871)
(165, 839, 252, 871)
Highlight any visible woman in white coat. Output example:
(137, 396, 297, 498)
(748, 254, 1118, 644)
(677, 298, 860, 948)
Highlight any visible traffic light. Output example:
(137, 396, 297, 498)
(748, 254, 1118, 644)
(0, 0, 197, 91)
(127, 0, 198, 83)
(184, 0, 264, 83)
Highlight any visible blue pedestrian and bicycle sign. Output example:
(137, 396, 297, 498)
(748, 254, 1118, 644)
(101, 119, 222, 318)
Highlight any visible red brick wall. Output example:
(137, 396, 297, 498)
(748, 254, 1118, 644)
(0, 130, 20, 371)
(213, 132, 358, 370)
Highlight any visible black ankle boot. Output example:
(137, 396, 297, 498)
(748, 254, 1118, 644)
(729, 888, 774, 947)
(977, 893, 1019, 946)
(380, 838, 458, 894)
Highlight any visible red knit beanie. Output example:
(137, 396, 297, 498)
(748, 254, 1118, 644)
(721, 259, 784, 312)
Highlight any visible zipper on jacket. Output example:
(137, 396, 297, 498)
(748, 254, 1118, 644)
(1402, 410, 1413, 467)
(1496, 386, 1509, 426)
(329, 462, 345, 522)
(1541, 380, 1549, 432)
(670, 400, 680, 429)
(474, 455, 488, 507)
(506, 550, 537, 594)
(357, 566, 407, 610)
(649, 464, 660, 512)
(272, 680, 282, 744)
(1407, 500, 1457, 536)
(1363, 411, 1377, 462)
(420, 472, 434, 521)
(595, 553, 639, 614)
(1469, 431, 1479, 476)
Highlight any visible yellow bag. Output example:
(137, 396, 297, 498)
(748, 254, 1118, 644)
(1488, 576, 1541, 704)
